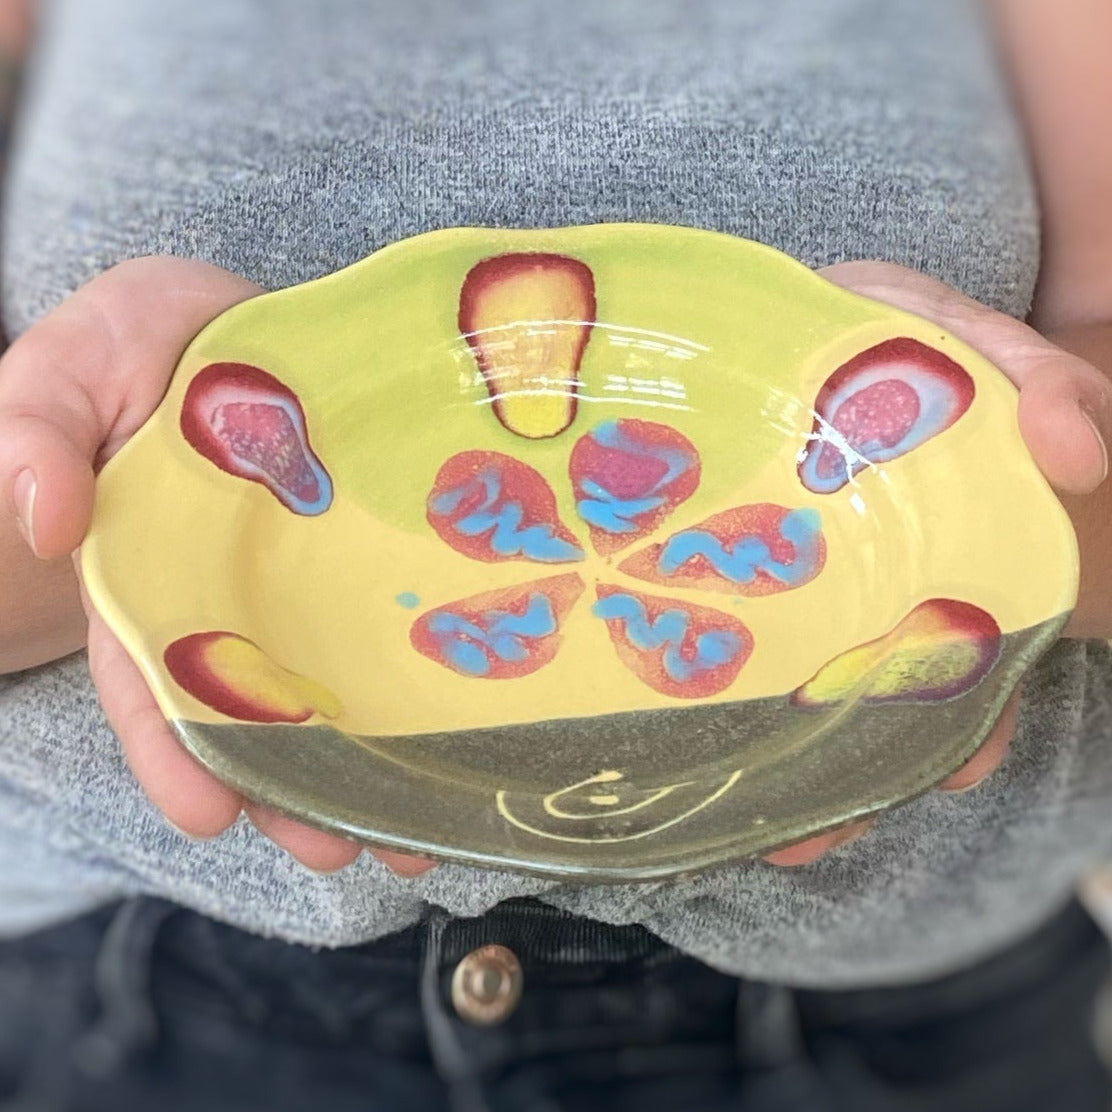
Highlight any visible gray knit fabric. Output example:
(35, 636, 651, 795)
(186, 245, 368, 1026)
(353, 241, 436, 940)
(3, 0, 1110, 988)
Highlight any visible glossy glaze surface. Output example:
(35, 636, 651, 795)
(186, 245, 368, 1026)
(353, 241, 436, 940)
(81, 225, 1078, 877)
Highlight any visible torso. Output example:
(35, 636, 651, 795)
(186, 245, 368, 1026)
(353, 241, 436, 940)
(6, 0, 1105, 988)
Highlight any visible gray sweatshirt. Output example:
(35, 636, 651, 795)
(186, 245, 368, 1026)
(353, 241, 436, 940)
(2, 0, 1111, 988)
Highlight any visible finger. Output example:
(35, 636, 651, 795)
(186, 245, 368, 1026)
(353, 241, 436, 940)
(818, 260, 1111, 494)
(84, 598, 243, 839)
(939, 688, 1021, 792)
(244, 802, 436, 876)
(370, 848, 439, 878)
(243, 803, 364, 873)
(0, 257, 262, 559)
(763, 817, 876, 867)
(764, 690, 1021, 866)
(1017, 373, 1109, 496)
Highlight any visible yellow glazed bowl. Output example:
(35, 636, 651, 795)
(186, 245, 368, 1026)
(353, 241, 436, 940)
(81, 224, 1078, 879)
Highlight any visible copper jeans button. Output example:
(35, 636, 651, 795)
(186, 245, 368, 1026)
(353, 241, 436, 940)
(450, 944, 524, 1026)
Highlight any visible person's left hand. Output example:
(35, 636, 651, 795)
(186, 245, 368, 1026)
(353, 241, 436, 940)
(764, 260, 1112, 866)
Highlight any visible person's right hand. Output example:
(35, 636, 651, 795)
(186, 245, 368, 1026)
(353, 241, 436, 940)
(0, 257, 436, 876)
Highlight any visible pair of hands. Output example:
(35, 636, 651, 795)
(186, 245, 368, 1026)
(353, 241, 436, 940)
(1, 255, 1108, 874)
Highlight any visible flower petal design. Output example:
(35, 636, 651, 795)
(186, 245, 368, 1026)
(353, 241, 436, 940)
(592, 585, 753, 699)
(570, 419, 700, 556)
(798, 338, 975, 494)
(164, 631, 342, 723)
(620, 503, 825, 597)
(792, 598, 1001, 707)
(411, 574, 586, 679)
(181, 363, 333, 515)
(459, 253, 596, 439)
(428, 451, 585, 564)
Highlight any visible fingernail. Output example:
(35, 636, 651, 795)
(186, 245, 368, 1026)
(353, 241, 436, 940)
(836, 818, 876, 848)
(164, 818, 207, 843)
(1081, 407, 1109, 486)
(941, 774, 988, 795)
(303, 860, 356, 876)
(12, 469, 38, 557)
(385, 857, 438, 878)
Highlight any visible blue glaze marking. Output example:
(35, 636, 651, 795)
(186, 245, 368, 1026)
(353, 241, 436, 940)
(432, 467, 584, 562)
(428, 594, 558, 676)
(592, 593, 744, 684)
(576, 420, 695, 535)
(576, 479, 663, 534)
(657, 508, 822, 586)
(396, 592, 421, 609)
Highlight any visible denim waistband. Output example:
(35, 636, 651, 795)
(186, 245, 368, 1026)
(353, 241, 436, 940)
(0, 896, 1107, 1112)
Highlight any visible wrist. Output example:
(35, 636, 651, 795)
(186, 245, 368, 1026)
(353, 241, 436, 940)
(0, 0, 33, 63)
(0, 523, 86, 674)
(1044, 322, 1112, 639)
(1060, 485, 1112, 641)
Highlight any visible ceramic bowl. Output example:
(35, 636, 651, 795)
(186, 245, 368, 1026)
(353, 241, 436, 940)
(81, 224, 1078, 879)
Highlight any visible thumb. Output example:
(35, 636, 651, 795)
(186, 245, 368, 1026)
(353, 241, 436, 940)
(0, 257, 262, 560)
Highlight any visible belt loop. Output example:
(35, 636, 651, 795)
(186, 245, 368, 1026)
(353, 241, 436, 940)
(73, 897, 177, 1080)
(736, 981, 807, 1070)
(419, 906, 493, 1112)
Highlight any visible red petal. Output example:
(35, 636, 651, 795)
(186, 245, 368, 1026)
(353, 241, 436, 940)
(411, 574, 586, 680)
(570, 419, 701, 556)
(620, 503, 825, 597)
(428, 452, 585, 564)
(593, 585, 753, 699)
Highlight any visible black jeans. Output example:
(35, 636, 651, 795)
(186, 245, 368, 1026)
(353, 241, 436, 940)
(0, 897, 1106, 1112)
